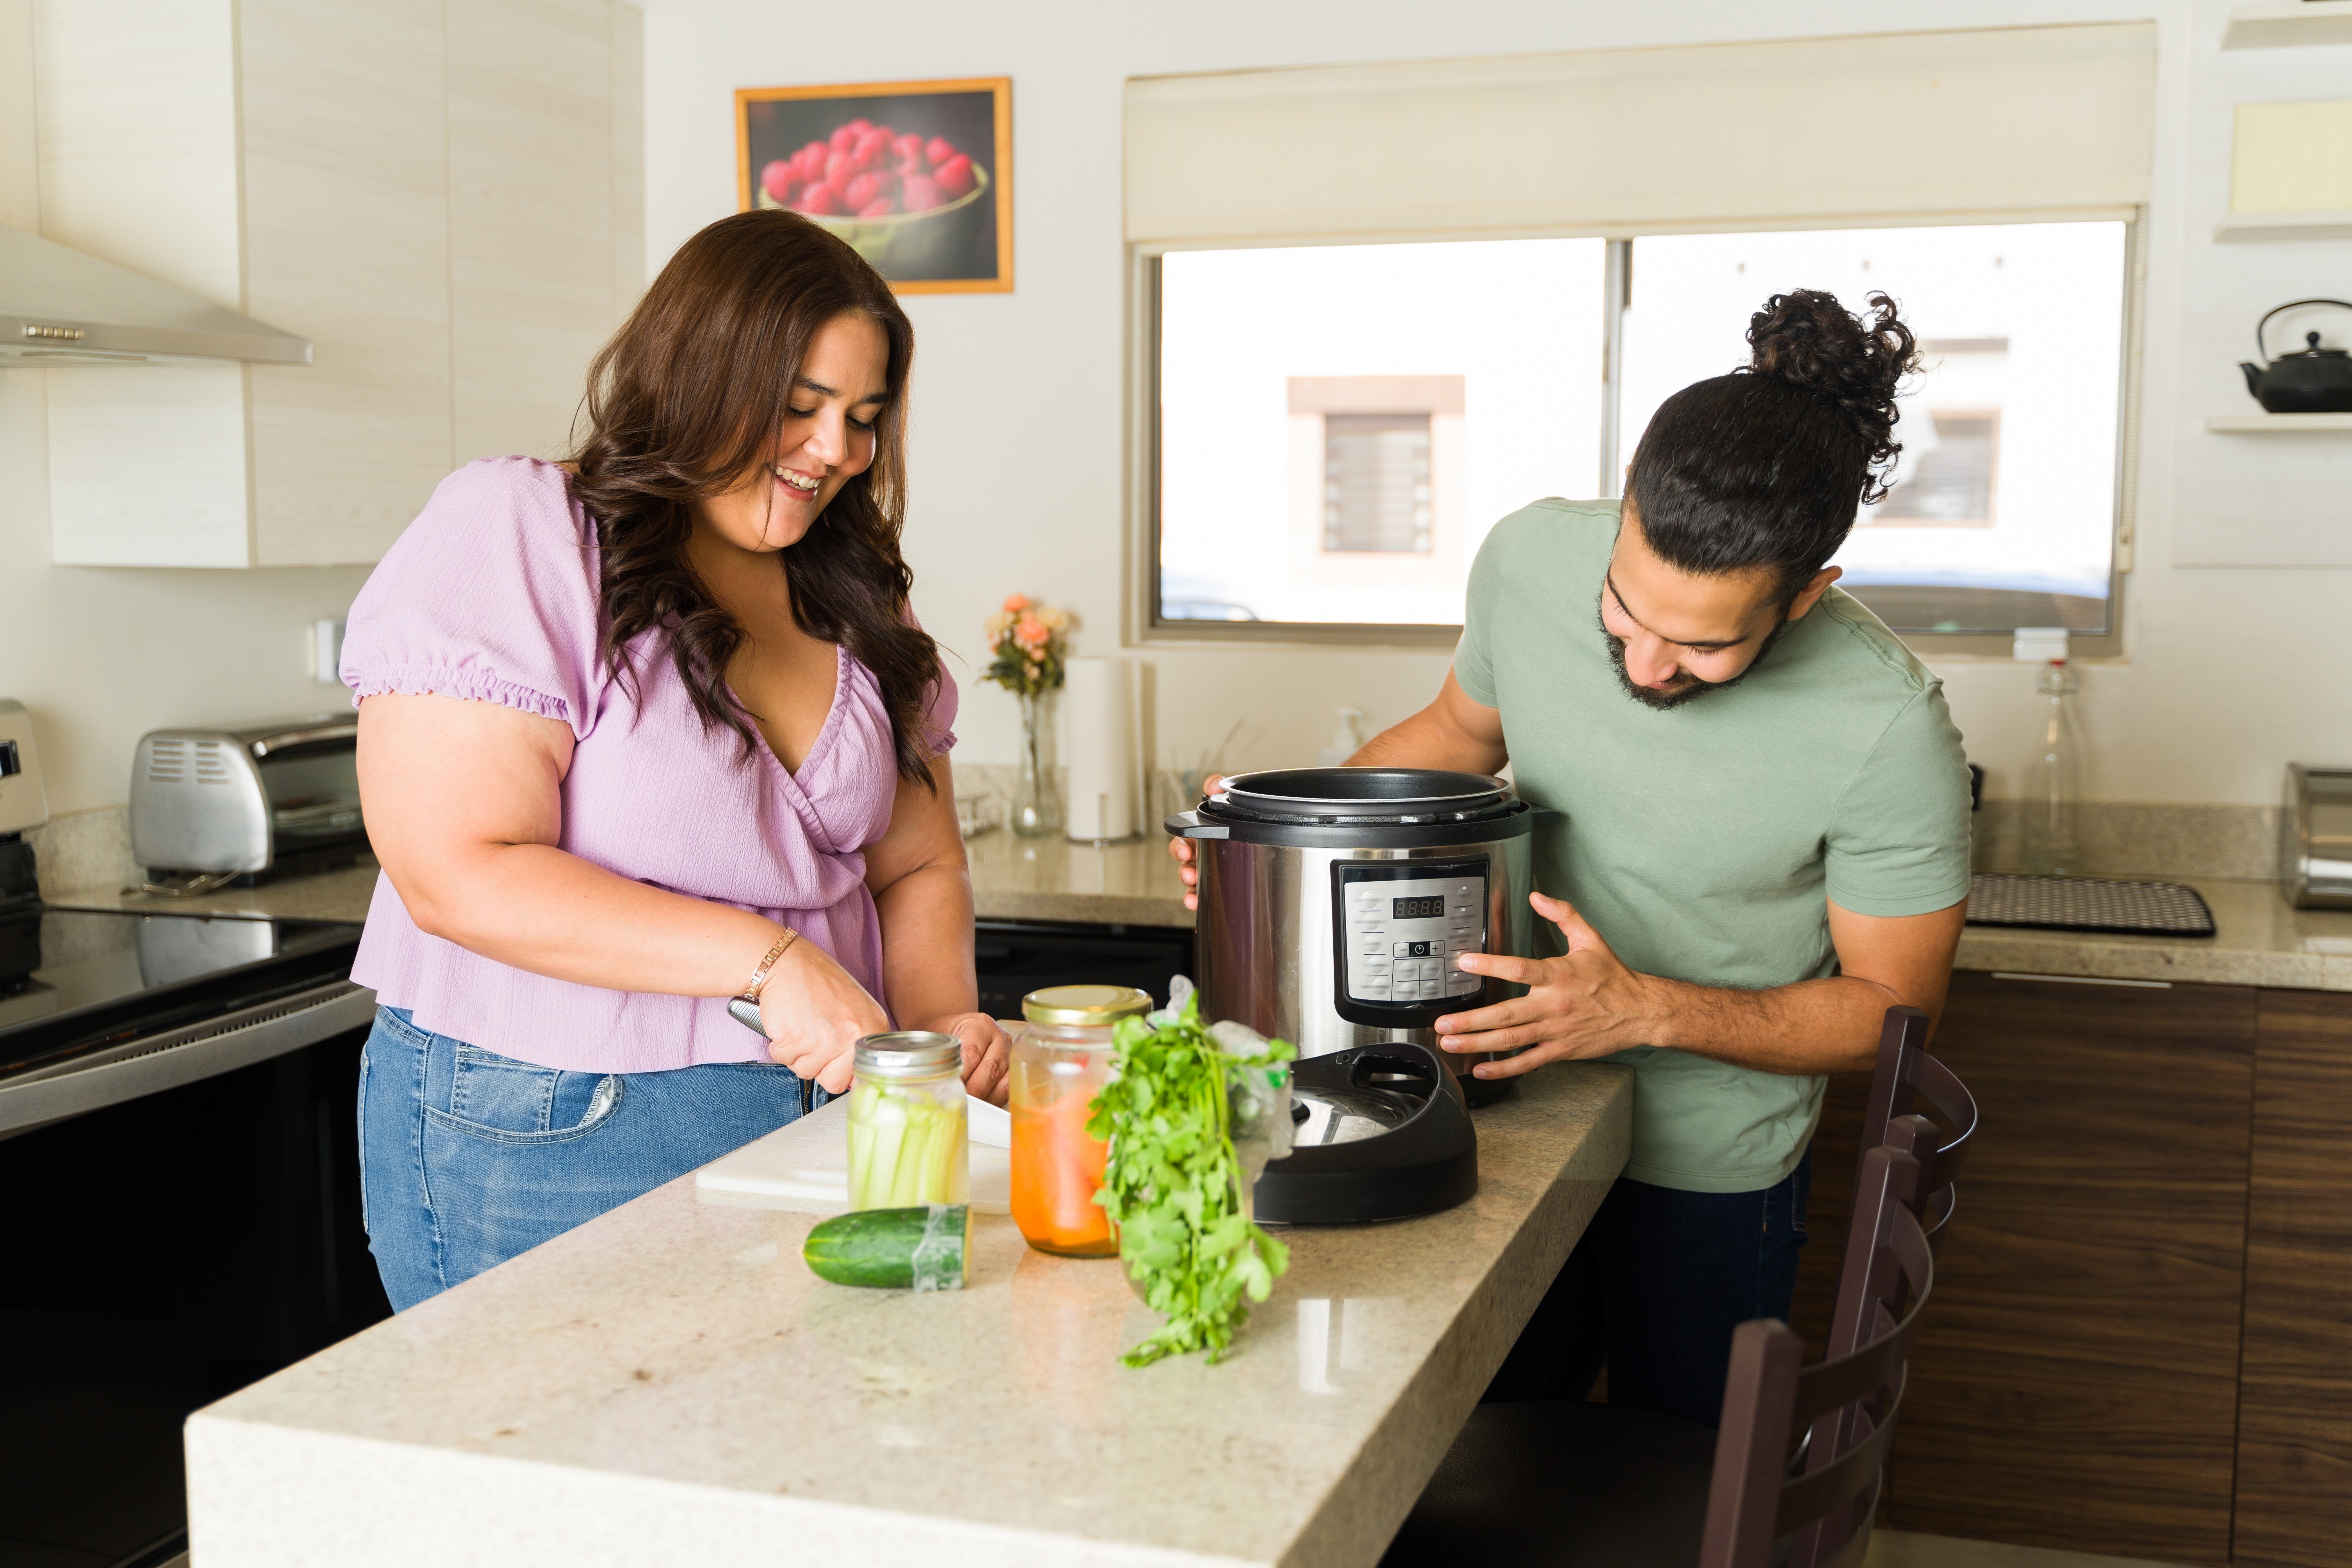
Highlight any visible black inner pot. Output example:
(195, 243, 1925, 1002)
(1206, 767, 1517, 826)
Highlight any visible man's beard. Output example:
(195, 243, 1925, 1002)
(1599, 598, 1789, 711)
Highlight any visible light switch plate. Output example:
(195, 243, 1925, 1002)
(0, 700, 50, 836)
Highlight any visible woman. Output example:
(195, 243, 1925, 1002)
(344, 211, 1007, 1312)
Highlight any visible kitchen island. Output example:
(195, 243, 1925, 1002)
(184, 1060, 1631, 1568)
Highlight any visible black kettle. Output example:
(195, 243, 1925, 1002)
(2241, 299, 2352, 413)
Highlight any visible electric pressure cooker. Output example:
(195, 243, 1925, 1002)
(1166, 767, 1543, 1109)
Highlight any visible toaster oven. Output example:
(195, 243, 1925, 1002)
(130, 716, 366, 885)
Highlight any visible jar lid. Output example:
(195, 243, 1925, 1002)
(1022, 984, 1155, 1026)
(853, 1031, 962, 1078)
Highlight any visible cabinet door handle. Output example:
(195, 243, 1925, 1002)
(1990, 971, 2172, 989)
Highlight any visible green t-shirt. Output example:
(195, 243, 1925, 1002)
(1454, 499, 1971, 1193)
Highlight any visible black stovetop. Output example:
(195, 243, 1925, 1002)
(0, 904, 362, 1083)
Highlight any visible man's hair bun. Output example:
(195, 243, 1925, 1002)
(1744, 289, 1918, 504)
(1625, 288, 1922, 601)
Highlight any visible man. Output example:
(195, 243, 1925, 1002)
(1172, 290, 1971, 1424)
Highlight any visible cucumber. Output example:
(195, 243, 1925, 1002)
(803, 1204, 969, 1291)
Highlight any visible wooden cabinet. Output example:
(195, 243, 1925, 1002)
(32, 0, 642, 568)
(2233, 992, 2352, 1568)
(1797, 975, 2352, 1565)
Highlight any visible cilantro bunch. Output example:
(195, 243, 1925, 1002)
(1087, 992, 1297, 1366)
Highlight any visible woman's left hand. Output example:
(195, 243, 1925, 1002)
(922, 1011, 1013, 1106)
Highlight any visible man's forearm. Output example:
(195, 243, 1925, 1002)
(1645, 972, 1936, 1076)
(1352, 703, 1506, 774)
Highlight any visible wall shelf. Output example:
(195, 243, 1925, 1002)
(2207, 412, 2352, 432)
(2222, 0, 2352, 49)
(2215, 211, 2352, 241)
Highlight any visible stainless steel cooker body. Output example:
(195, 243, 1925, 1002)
(1168, 769, 1542, 1101)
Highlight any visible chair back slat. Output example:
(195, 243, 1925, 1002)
(1859, 1006, 1978, 1224)
(1783, 1366, 1906, 1525)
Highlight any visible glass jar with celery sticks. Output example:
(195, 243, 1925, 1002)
(846, 1033, 968, 1211)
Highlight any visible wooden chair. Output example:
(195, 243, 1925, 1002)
(1859, 1005, 1978, 1244)
(1380, 1147, 1941, 1568)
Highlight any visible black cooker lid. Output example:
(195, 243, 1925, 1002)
(1204, 768, 1518, 827)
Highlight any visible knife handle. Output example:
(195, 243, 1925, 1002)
(726, 995, 766, 1035)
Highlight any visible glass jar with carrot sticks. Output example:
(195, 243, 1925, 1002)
(1009, 985, 1152, 1257)
(846, 1033, 968, 1211)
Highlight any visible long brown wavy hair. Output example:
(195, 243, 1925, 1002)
(568, 210, 938, 786)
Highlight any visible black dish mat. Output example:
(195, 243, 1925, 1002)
(1964, 873, 2216, 937)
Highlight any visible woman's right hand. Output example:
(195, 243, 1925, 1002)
(756, 935, 890, 1094)
(1166, 773, 1226, 912)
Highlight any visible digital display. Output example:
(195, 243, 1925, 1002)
(1393, 896, 1445, 919)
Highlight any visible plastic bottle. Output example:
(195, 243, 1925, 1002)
(2019, 660, 2082, 876)
(1316, 706, 1367, 768)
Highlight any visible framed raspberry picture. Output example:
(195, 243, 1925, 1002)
(736, 77, 1013, 294)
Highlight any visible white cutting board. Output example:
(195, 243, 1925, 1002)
(694, 1093, 1011, 1215)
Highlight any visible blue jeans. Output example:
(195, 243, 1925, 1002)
(1484, 1147, 1813, 1428)
(356, 1006, 820, 1312)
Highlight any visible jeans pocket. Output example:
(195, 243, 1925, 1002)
(428, 1042, 624, 1146)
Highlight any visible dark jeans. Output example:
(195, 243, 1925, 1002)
(1485, 1146, 1813, 1428)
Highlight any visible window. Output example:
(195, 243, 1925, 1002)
(1616, 222, 2127, 638)
(1148, 220, 2131, 643)
(1155, 240, 1603, 631)
(1323, 414, 1431, 554)
(1874, 407, 1999, 527)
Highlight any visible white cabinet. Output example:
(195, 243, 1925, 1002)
(32, 0, 643, 568)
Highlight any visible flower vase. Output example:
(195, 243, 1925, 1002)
(1012, 689, 1062, 838)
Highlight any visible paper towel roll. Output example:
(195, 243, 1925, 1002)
(1062, 657, 1139, 843)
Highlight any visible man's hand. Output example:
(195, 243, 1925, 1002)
(1166, 774, 1227, 912)
(1438, 890, 1965, 1080)
(1437, 891, 1665, 1078)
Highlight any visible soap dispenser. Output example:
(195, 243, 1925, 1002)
(1316, 706, 1367, 768)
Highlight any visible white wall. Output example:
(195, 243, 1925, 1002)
(0, 0, 375, 817)
(642, 0, 2352, 808)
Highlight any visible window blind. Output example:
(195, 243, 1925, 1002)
(1125, 24, 2156, 246)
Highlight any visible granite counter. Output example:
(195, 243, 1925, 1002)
(54, 845, 2352, 995)
(185, 1061, 1632, 1568)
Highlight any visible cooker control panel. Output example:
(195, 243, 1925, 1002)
(1332, 858, 1488, 1021)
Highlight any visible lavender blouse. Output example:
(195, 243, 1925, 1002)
(340, 457, 956, 1074)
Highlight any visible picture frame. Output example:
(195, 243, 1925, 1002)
(736, 77, 1013, 294)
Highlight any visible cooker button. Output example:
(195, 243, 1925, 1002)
(1449, 882, 1476, 899)
(1360, 936, 1388, 955)
(1362, 955, 1390, 972)
(1359, 981, 1389, 997)
(1418, 982, 1443, 999)
(1426, 940, 1446, 958)
(1393, 941, 1413, 958)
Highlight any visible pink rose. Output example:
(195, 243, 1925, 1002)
(1003, 593, 1030, 613)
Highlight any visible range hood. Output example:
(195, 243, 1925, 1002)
(0, 224, 311, 367)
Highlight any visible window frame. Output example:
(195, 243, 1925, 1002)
(1128, 216, 2142, 658)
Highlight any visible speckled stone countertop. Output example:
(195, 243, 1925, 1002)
(1952, 878, 2352, 992)
(46, 858, 382, 924)
(56, 848, 2352, 993)
(185, 1062, 1632, 1568)
(964, 829, 1193, 927)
